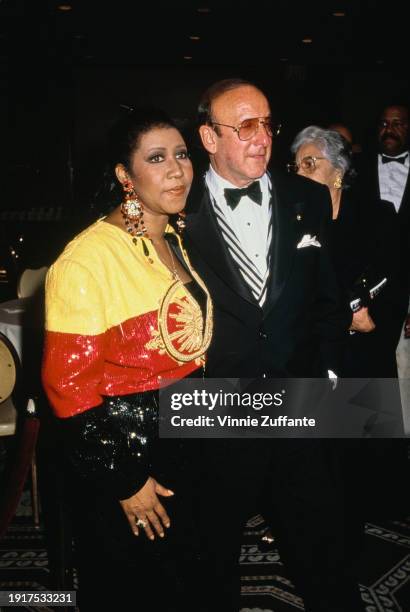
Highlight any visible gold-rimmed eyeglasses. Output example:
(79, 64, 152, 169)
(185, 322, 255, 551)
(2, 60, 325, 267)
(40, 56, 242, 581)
(211, 117, 281, 141)
(287, 155, 326, 174)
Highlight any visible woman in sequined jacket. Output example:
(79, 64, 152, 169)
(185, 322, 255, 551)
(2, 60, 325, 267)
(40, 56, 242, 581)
(42, 108, 213, 610)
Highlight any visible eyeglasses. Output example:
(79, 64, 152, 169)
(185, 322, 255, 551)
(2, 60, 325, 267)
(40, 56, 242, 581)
(211, 117, 281, 141)
(287, 155, 326, 174)
(378, 119, 408, 130)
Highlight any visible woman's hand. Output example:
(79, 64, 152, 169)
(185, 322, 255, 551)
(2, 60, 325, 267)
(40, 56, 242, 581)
(349, 307, 376, 333)
(119, 477, 174, 540)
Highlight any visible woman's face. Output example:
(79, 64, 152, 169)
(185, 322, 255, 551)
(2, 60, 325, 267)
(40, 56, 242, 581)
(118, 126, 193, 217)
(296, 142, 340, 190)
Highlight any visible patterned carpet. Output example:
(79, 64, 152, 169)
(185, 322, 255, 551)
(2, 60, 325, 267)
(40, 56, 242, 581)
(239, 515, 410, 612)
(0, 491, 409, 611)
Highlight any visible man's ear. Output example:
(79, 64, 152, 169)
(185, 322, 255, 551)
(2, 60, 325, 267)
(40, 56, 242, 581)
(199, 125, 218, 154)
(115, 164, 128, 185)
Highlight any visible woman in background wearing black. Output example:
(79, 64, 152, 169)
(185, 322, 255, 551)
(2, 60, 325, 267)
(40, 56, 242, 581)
(289, 126, 376, 373)
(290, 126, 408, 531)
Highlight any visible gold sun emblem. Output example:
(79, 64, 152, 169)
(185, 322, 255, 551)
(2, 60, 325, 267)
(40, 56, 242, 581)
(168, 296, 204, 353)
(146, 278, 213, 363)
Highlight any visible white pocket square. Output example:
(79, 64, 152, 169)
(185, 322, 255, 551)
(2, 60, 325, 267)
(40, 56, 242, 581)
(296, 234, 321, 249)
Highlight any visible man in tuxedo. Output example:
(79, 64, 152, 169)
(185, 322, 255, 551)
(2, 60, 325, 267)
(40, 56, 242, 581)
(184, 79, 362, 612)
(354, 104, 410, 523)
(357, 103, 410, 376)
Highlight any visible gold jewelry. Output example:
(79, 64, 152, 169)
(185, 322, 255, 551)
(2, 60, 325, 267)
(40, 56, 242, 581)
(176, 212, 186, 233)
(165, 241, 178, 279)
(333, 174, 342, 189)
(121, 180, 148, 242)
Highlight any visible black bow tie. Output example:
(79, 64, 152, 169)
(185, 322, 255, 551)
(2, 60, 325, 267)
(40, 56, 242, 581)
(224, 181, 262, 210)
(381, 154, 408, 164)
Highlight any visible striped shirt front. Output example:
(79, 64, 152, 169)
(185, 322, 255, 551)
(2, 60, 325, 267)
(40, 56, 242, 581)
(205, 165, 272, 306)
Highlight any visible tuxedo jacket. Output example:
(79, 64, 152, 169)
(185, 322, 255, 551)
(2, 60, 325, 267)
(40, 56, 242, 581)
(358, 153, 410, 266)
(359, 152, 410, 222)
(184, 170, 345, 378)
(355, 156, 410, 358)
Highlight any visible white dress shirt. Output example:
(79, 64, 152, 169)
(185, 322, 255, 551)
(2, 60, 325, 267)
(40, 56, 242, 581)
(378, 152, 409, 212)
(205, 166, 272, 281)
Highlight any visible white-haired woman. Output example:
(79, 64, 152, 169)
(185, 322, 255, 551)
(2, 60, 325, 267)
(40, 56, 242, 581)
(289, 126, 375, 363)
(289, 127, 409, 539)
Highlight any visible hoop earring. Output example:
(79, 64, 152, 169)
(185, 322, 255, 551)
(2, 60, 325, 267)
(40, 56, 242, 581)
(334, 174, 342, 189)
(120, 180, 148, 241)
(176, 211, 186, 233)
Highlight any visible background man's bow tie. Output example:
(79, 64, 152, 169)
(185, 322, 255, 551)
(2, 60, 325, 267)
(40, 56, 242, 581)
(224, 181, 262, 210)
(381, 154, 408, 164)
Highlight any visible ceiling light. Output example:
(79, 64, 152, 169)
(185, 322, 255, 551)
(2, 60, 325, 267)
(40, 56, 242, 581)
(189, 36, 200, 40)
(333, 11, 345, 17)
(184, 56, 192, 60)
(58, 4, 72, 10)
(302, 38, 313, 43)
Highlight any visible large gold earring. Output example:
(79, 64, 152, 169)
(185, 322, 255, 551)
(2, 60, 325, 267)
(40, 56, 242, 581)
(334, 174, 342, 189)
(120, 180, 148, 242)
(176, 211, 186, 233)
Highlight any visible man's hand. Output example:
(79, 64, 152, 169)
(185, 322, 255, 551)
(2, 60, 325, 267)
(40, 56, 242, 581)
(349, 307, 376, 333)
(119, 477, 174, 540)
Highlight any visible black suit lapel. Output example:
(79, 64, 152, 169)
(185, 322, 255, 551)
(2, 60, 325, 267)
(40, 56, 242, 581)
(374, 157, 381, 200)
(185, 180, 258, 306)
(398, 165, 410, 218)
(263, 175, 300, 315)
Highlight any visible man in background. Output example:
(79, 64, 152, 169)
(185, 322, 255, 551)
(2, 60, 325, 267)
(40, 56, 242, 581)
(357, 103, 410, 377)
